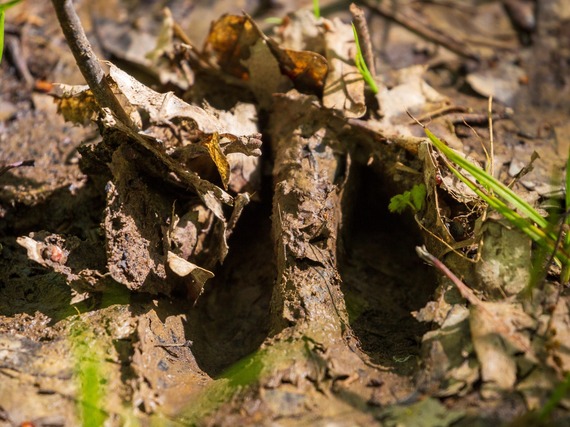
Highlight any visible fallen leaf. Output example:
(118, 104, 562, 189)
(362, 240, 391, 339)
(167, 251, 214, 302)
(322, 17, 366, 118)
(51, 84, 97, 125)
(379, 397, 464, 427)
(204, 13, 328, 96)
(201, 132, 230, 189)
(469, 301, 536, 398)
(203, 14, 258, 80)
(466, 62, 525, 106)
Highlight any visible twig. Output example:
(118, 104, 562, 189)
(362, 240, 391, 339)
(5, 35, 34, 87)
(406, 105, 467, 124)
(362, 0, 481, 61)
(488, 96, 494, 178)
(417, 245, 531, 352)
(415, 245, 482, 306)
(407, 109, 507, 126)
(0, 160, 34, 177)
(350, 3, 376, 77)
(447, 112, 506, 125)
(50, 0, 132, 126)
(154, 340, 193, 348)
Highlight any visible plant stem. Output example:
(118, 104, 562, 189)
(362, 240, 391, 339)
(352, 23, 378, 94)
(415, 245, 481, 306)
(50, 0, 131, 126)
(562, 152, 570, 283)
(350, 3, 375, 77)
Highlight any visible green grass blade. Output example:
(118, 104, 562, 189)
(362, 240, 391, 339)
(351, 23, 378, 94)
(0, 11, 5, 64)
(425, 128, 549, 229)
(562, 151, 570, 282)
(0, 0, 22, 12)
(0, 0, 23, 64)
(445, 160, 568, 264)
(313, 0, 320, 18)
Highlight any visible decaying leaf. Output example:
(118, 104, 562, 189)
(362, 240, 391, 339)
(379, 397, 465, 427)
(475, 219, 531, 296)
(419, 305, 480, 397)
(470, 301, 536, 398)
(203, 14, 258, 80)
(53, 62, 261, 216)
(167, 252, 214, 302)
(52, 84, 98, 125)
(203, 13, 328, 96)
(50, 59, 262, 296)
(378, 65, 447, 122)
(132, 308, 209, 414)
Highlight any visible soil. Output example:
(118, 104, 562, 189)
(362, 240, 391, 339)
(1, 0, 570, 426)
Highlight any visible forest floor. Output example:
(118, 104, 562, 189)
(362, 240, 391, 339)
(1, 0, 570, 426)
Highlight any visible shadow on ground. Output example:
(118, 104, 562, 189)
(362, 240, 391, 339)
(339, 163, 437, 370)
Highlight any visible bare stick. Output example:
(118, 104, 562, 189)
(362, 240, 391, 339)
(350, 3, 376, 77)
(416, 245, 531, 352)
(487, 96, 495, 178)
(0, 160, 34, 177)
(362, 0, 481, 61)
(50, 0, 131, 126)
(415, 245, 481, 306)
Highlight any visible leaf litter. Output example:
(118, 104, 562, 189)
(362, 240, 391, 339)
(1, 0, 570, 426)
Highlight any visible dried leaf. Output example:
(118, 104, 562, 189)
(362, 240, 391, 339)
(51, 84, 98, 125)
(379, 397, 464, 427)
(201, 132, 230, 190)
(466, 63, 525, 106)
(323, 17, 366, 118)
(246, 14, 328, 95)
(469, 301, 536, 397)
(167, 251, 214, 302)
(376, 65, 447, 127)
(274, 48, 328, 95)
(106, 64, 223, 133)
(54, 63, 262, 220)
(204, 14, 328, 96)
(203, 14, 258, 80)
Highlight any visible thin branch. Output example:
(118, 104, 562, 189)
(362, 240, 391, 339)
(0, 160, 34, 177)
(415, 245, 481, 306)
(362, 0, 481, 61)
(50, 0, 132, 126)
(488, 96, 495, 178)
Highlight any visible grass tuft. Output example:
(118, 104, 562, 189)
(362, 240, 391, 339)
(423, 126, 570, 269)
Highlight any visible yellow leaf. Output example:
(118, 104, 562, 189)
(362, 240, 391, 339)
(201, 132, 230, 190)
(53, 86, 98, 125)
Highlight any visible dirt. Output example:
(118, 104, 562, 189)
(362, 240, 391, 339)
(1, 0, 570, 426)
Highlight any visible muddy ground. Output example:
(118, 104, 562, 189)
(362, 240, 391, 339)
(1, 0, 570, 426)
